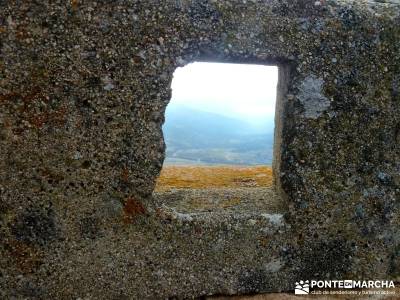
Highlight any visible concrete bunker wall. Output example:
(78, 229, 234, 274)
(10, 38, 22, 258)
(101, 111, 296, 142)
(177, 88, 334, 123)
(0, 0, 400, 298)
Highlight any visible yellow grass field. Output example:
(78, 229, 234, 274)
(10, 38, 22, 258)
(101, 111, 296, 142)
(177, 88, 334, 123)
(155, 165, 273, 191)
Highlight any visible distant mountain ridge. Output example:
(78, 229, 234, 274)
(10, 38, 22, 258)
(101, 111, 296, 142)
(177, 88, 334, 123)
(163, 105, 275, 165)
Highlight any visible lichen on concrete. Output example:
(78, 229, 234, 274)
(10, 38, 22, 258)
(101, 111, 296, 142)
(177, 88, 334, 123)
(298, 75, 331, 119)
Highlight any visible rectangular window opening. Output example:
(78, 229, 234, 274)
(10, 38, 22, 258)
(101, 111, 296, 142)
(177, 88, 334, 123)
(154, 62, 285, 214)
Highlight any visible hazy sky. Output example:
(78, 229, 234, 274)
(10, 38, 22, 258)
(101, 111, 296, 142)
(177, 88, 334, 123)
(170, 62, 278, 121)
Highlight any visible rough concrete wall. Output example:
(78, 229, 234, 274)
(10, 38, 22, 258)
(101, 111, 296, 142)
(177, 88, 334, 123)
(0, 0, 399, 299)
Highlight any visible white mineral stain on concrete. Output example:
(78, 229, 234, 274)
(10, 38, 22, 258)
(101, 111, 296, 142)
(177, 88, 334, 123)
(298, 75, 330, 119)
(260, 213, 284, 227)
(264, 258, 283, 272)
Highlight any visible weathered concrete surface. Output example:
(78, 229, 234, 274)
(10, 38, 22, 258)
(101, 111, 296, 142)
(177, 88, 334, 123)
(1, 0, 400, 299)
